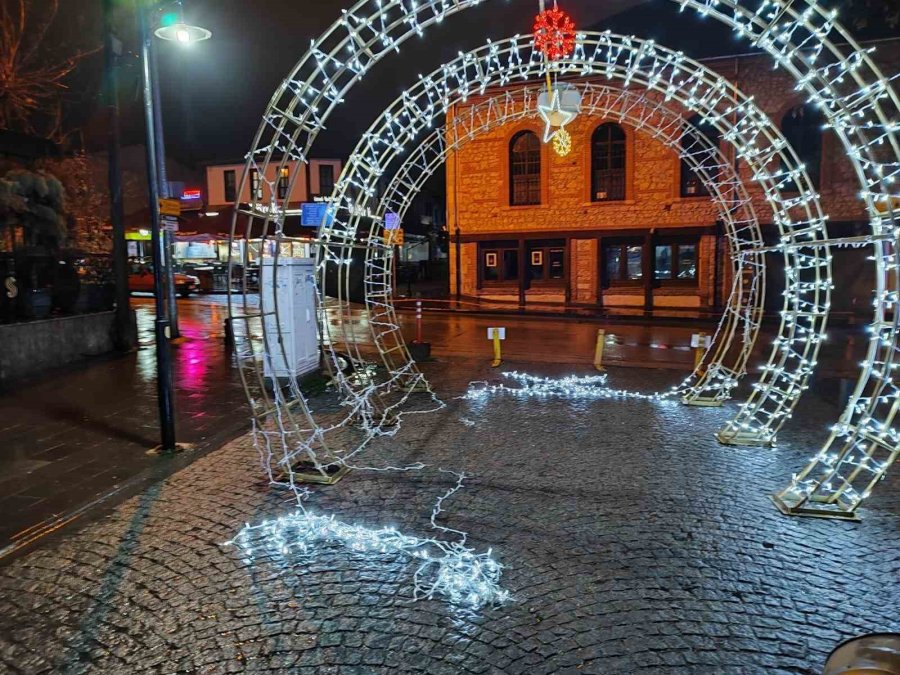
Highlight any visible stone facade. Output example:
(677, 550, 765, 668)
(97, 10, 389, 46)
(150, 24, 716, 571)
(447, 43, 899, 311)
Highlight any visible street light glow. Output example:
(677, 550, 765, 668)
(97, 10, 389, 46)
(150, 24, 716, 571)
(154, 22, 211, 44)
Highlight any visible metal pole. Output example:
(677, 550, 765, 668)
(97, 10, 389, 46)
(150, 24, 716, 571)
(148, 16, 181, 339)
(139, 1, 177, 452)
(454, 226, 461, 304)
(103, 0, 137, 351)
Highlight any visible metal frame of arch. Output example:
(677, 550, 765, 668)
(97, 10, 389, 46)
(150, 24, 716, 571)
(321, 33, 828, 454)
(228, 0, 899, 519)
(370, 83, 765, 406)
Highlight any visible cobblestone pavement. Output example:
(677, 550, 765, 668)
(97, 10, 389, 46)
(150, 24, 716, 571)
(1, 358, 897, 674)
(0, 298, 248, 553)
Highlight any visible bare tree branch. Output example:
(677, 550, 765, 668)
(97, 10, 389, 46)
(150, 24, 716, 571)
(0, 0, 97, 142)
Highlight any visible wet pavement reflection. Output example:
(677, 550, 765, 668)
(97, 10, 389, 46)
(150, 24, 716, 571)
(0, 297, 248, 555)
(0, 294, 869, 558)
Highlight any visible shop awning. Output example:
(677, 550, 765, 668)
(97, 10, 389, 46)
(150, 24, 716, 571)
(123, 204, 318, 241)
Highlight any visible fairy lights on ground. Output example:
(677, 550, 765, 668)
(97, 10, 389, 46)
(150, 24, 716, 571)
(223, 510, 509, 610)
(377, 84, 763, 408)
(332, 33, 828, 447)
(231, 0, 898, 538)
(461, 371, 677, 403)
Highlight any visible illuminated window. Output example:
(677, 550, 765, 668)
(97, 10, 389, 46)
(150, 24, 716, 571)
(509, 131, 541, 206)
(278, 167, 290, 200)
(591, 123, 626, 201)
(249, 169, 263, 200)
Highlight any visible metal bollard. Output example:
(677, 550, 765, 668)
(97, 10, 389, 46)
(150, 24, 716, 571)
(224, 317, 235, 351)
(491, 328, 502, 368)
(416, 300, 423, 343)
(594, 328, 606, 372)
(694, 332, 708, 373)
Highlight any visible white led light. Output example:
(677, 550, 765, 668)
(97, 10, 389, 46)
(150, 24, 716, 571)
(228, 0, 899, 527)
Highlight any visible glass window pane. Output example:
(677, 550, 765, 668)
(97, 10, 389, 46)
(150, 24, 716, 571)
(549, 249, 564, 280)
(627, 246, 643, 280)
(655, 245, 673, 279)
(528, 249, 545, 280)
(678, 244, 697, 279)
(224, 170, 236, 202)
(483, 250, 499, 282)
(605, 247, 622, 281)
(503, 250, 519, 281)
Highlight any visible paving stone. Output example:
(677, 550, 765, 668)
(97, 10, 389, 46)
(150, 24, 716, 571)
(0, 359, 897, 673)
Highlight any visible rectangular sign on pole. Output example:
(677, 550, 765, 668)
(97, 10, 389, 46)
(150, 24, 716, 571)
(691, 333, 711, 349)
(161, 216, 179, 232)
(384, 228, 404, 245)
(487, 327, 506, 340)
(159, 198, 181, 217)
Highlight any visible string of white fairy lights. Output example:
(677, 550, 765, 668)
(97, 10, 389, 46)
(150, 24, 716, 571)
(371, 83, 766, 406)
(223, 469, 510, 610)
(462, 372, 675, 403)
(227, 5, 897, 564)
(324, 33, 828, 449)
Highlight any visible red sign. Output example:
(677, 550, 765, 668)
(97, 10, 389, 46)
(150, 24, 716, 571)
(182, 189, 202, 201)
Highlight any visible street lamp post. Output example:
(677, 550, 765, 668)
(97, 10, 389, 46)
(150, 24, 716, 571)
(138, 2, 176, 453)
(137, 0, 211, 453)
(148, 32, 180, 341)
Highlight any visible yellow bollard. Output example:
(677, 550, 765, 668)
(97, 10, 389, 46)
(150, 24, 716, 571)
(694, 332, 708, 374)
(491, 328, 502, 368)
(594, 329, 606, 372)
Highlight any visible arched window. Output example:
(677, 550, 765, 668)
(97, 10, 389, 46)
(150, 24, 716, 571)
(509, 131, 541, 206)
(781, 104, 824, 189)
(680, 114, 722, 198)
(591, 123, 626, 201)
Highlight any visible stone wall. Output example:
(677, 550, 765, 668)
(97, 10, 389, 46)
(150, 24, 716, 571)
(0, 312, 116, 386)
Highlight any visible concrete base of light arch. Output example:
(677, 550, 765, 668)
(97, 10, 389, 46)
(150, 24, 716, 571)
(715, 429, 774, 447)
(770, 493, 862, 522)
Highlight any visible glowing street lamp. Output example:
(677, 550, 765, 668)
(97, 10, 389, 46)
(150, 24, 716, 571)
(137, 0, 211, 453)
(154, 11, 212, 45)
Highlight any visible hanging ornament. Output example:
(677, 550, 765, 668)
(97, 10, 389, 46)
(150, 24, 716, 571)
(552, 127, 572, 157)
(537, 83, 582, 142)
(533, 2, 576, 62)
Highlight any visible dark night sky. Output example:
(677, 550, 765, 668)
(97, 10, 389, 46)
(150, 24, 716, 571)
(52, 0, 897, 167)
(148, 0, 645, 164)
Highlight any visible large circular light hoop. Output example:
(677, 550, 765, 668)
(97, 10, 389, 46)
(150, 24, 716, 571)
(321, 33, 828, 452)
(371, 84, 766, 406)
(228, 0, 899, 519)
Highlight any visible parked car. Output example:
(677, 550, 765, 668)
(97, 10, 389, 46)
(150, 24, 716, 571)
(129, 260, 200, 297)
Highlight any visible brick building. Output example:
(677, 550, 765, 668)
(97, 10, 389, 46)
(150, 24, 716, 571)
(446, 42, 899, 313)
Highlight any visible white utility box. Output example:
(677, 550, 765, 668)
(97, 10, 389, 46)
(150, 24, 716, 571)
(261, 257, 319, 382)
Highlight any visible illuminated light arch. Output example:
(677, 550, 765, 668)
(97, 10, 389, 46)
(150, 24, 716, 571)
(227, 1, 899, 519)
(323, 34, 828, 450)
(369, 83, 766, 406)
